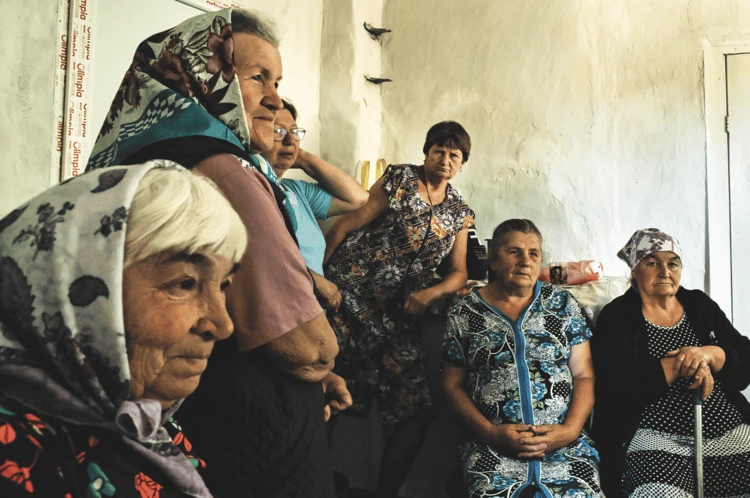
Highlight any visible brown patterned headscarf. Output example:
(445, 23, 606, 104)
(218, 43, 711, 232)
(617, 228, 682, 270)
(86, 8, 252, 171)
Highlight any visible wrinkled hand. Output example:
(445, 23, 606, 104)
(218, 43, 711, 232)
(321, 372, 353, 421)
(403, 288, 437, 316)
(487, 424, 547, 459)
(316, 276, 343, 312)
(456, 281, 479, 298)
(688, 363, 715, 401)
(666, 346, 714, 379)
(521, 424, 578, 455)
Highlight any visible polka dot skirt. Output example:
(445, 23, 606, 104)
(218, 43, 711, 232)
(622, 314, 750, 497)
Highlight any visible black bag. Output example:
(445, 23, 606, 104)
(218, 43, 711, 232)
(466, 224, 488, 281)
(437, 224, 488, 281)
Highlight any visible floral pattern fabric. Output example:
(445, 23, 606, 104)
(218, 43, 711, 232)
(616, 228, 682, 270)
(87, 8, 250, 171)
(325, 164, 474, 425)
(443, 283, 601, 497)
(0, 397, 205, 497)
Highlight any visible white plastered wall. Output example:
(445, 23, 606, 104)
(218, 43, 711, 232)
(316, 0, 383, 186)
(6, 2, 750, 287)
(380, 0, 750, 290)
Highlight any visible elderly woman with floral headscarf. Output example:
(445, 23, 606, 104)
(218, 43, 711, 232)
(590, 228, 750, 498)
(0, 162, 246, 497)
(85, 8, 350, 497)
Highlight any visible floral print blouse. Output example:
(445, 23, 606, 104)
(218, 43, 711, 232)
(0, 397, 204, 498)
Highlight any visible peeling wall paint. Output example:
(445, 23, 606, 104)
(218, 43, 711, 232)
(380, 0, 750, 289)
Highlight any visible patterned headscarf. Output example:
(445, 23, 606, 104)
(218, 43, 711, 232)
(84, 8, 295, 228)
(0, 162, 211, 497)
(617, 228, 682, 270)
(87, 8, 253, 170)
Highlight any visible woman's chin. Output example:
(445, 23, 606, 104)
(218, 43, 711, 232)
(276, 157, 296, 171)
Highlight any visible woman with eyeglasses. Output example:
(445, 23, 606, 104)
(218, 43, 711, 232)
(264, 100, 368, 312)
(591, 228, 750, 497)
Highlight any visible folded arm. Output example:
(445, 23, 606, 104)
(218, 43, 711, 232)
(193, 154, 336, 382)
(295, 149, 368, 216)
(403, 228, 469, 315)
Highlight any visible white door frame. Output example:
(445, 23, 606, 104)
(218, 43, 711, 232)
(704, 35, 750, 321)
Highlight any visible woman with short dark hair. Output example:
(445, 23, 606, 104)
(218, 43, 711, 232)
(441, 219, 600, 498)
(324, 121, 475, 496)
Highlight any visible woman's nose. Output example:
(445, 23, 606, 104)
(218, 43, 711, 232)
(202, 294, 234, 340)
(264, 85, 283, 111)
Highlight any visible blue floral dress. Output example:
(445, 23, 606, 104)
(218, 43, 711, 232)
(443, 283, 601, 497)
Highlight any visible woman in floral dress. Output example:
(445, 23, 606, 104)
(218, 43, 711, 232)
(324, 121, 475, 497)
(442, 219, 601, 498)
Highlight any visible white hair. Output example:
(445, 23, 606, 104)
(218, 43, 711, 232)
(232, 9, 280, 47)
(124, 168, 247, 267)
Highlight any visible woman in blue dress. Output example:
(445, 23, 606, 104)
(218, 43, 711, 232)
(442, 219, 601, 497)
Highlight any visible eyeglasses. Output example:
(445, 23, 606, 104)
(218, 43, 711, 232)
(273, 127, 306, 142)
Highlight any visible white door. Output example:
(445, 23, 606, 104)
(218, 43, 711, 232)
(727, 53, 750, 400)
(727, 53, 750, 335)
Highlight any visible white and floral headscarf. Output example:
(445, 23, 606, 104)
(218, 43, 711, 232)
(0, 161, 211, 497)
(617, 228, 682, 270)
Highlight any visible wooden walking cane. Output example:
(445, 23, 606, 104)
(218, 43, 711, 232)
(694, 392, 704, 498)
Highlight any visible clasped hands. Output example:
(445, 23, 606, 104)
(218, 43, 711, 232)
(488, 423, 578, 460)
(664, 345, 721, 401)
